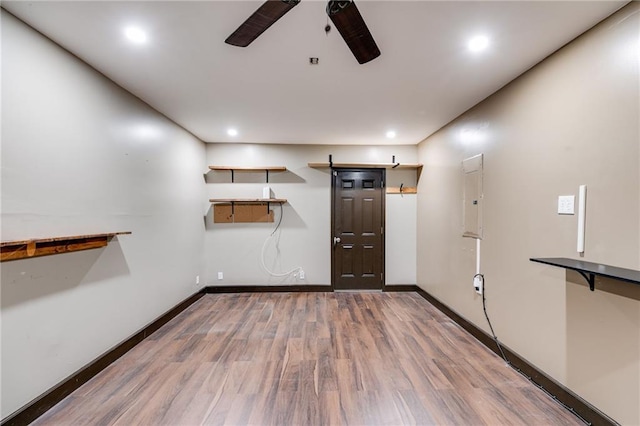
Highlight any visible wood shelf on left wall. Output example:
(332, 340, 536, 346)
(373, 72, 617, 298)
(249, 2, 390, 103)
(0, 232, 131, 262)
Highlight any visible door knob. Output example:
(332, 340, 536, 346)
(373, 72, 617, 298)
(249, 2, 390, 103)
(333, 236, 341, 246)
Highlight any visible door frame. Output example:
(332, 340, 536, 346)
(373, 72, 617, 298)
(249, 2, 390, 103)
(330, 168, 386, 290)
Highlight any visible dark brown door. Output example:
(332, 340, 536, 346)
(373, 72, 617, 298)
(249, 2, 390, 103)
(332, 169, 385, 290)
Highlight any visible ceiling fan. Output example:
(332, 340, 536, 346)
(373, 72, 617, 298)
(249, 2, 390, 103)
(225, 0, 380, 64)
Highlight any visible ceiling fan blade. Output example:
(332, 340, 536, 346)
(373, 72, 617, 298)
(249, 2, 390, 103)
(225, 0, 301, 47)
(327, 0, 380, 64)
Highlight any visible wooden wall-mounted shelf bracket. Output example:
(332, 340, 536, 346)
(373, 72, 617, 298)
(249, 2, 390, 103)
(530, 257, 640, 291)
(209, 198, 287, 205)
(308, 161, 423, 171)
(0, 232, 131, 262)
(310, 157, 422, 192)
(386, 186, 418, 195)
(319, 154, 415, 171)
(208, 166, 287, 183)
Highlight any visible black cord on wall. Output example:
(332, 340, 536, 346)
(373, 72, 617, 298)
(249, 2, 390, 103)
(474, 274, 509, 363)
(477, 273, 591, 426)
(271, 203, 284, 236)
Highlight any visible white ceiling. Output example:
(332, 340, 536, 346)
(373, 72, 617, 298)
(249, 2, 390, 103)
(3, 1, 627, 145)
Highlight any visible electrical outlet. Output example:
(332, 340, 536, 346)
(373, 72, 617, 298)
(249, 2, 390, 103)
(299, 269, 305, 280)
(473, 275, 483, 295)
(217, 272, 223, 280)
(196, 275, 200, 285)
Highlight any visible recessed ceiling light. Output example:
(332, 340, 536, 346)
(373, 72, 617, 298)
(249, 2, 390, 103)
(124, 26, 147, 44)
(468, 35, 489, 52)
(227, 128, 238, 137)
(386, 130, 396, 139)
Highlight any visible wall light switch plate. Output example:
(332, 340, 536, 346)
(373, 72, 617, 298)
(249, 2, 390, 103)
(558, 195, 575, 215)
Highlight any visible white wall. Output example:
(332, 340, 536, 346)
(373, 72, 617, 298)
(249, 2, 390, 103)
(1, 11, 206, 419)
(416, 3, 639, 424)
(204, 143, 418, 286)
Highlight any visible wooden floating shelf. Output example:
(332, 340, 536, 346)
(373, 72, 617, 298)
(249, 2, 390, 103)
(210, 199, 287, 224)
(209, 198, 287, 204)
(207, 166, 287, 183)
(208, 166, 287, 172)
(0, 232, 131, 262)
(530, 257, 640, 291)
(308, 162, 423, 170)
(386, 187, 418, 194)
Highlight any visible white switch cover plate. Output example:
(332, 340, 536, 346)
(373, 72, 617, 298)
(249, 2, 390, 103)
(558, 195, 575, 215)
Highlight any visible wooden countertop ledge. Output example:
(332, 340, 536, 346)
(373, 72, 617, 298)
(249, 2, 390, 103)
(1, 232, 131, 262)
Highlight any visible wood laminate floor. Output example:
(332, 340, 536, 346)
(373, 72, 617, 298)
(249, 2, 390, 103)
(34, 292, 582, 425)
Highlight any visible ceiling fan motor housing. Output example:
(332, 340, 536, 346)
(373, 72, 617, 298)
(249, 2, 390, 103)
(326, 0, 353, 16)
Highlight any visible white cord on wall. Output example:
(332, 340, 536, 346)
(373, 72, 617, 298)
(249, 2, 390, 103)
(476, 238, 481, 275)
(260, 204, 303, 277)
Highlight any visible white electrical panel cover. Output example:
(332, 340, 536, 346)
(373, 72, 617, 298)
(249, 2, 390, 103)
(462, 154, 483, 239)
